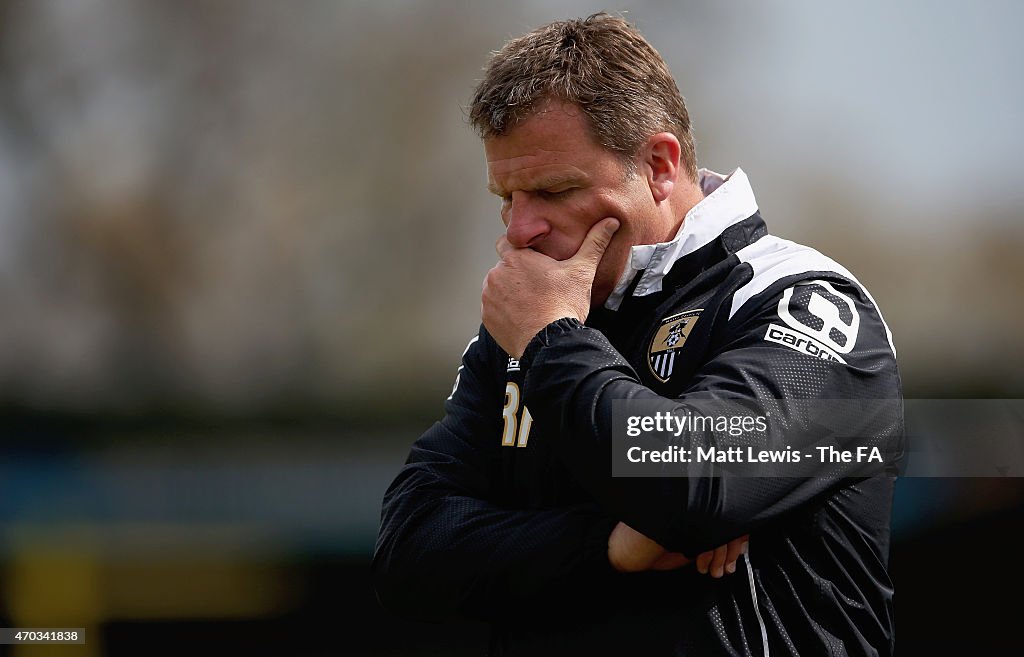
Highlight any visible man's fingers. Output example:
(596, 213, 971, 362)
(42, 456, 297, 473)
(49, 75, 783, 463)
(724, 535, 749, 575)
(695, 536, 750, 578)
(571, 218, 620, 267)
(709, 544, 729, 578)
(496, 235, 515, 259)
(696, 549, 714, 575)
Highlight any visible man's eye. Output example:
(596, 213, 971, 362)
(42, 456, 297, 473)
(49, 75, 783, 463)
(538, 188, 571, 200)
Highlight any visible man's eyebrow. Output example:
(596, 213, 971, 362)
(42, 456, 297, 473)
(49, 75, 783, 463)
(487, 174, 585, 197)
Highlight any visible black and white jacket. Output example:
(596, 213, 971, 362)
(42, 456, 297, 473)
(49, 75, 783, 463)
(374, 168, 904, 657)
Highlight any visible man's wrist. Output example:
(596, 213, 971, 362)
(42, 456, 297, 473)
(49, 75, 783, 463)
(519, 317, 586, 369)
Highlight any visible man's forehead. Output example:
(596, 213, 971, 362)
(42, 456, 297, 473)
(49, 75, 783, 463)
(486, 165, 589, 196)
(485, 102, 596, 154)
(483, 114, 604, 195)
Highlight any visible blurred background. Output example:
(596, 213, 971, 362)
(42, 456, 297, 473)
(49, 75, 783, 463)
(1, 0, 1021, 654)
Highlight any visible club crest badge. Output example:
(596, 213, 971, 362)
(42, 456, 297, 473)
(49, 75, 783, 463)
(648, 309, 702, 382)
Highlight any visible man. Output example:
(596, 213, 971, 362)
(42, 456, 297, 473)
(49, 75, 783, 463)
(374, 13, 902, 656)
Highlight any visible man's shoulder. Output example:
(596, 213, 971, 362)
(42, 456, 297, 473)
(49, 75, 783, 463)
(722, 233, 898, 364)
(728, 234, 865, 318)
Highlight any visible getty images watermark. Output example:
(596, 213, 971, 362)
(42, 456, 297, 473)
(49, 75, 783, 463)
(612, 399, 1024, 478)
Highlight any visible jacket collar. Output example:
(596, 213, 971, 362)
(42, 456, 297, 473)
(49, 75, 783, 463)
(604, 167, 759, 310)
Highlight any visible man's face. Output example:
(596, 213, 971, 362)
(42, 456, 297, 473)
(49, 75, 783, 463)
(484, 101, 661, 307)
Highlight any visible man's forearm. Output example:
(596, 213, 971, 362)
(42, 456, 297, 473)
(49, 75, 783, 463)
(373, 422, 618, 621)
(518, 318, 851, 556)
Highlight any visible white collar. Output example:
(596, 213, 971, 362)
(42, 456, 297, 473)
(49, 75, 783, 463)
(604, 167, 759, 310)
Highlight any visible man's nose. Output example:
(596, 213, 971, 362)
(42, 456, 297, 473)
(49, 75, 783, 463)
(505, 192, 551, 249)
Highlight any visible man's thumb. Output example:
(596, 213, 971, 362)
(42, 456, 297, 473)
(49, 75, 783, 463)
(574, 218, 620, 266)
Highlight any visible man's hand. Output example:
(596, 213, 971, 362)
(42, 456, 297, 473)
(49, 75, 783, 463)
(482, 218, 619, 358)
(608, 521, 749, 577)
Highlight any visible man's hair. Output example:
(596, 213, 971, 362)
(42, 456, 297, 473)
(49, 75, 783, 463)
(469, 12, 697, 181)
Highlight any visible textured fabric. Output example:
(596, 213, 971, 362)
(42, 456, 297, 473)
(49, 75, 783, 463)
(374, 197, 903, 656)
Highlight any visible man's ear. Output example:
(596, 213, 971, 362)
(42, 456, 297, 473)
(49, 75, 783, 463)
(641, 132, 682, 203)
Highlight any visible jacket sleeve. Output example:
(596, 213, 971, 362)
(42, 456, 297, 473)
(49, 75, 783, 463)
(372, 325, 619, 622)
(518, 276, 903, 558)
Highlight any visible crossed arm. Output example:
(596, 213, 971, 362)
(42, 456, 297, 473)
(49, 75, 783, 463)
(481, 217, 751, 568)
(373, 315, 751, 622)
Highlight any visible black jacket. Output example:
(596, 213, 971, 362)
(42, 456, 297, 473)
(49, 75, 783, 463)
(373, 206, 903, 656)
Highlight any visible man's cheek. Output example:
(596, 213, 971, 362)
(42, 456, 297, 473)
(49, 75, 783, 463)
(595, 242, 628, 291)
(602, 236, 627, 269)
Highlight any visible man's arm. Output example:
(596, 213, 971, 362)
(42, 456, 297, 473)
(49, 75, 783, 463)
(372, 326, 619, 623)
(373, 324, 749, 621)
(517, 276, 903, 558)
